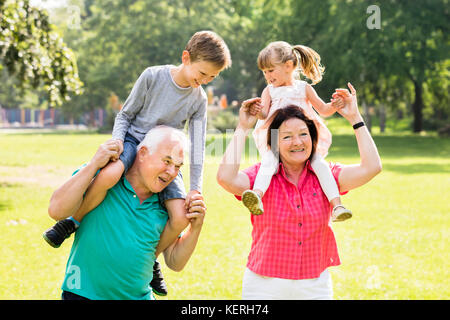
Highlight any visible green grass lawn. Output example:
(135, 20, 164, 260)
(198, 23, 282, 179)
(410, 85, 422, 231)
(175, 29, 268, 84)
(0, 123, 449, 300)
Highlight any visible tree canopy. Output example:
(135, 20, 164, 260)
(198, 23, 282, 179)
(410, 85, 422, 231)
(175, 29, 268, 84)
(0, 0, 83, 106)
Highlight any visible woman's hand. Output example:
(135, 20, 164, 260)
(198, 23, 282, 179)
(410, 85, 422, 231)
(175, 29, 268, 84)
(238, 97, 261, 130)
(332, 83, 364, 125)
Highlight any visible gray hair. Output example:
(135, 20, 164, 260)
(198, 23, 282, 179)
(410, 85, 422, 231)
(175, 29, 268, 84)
(137, 125, 189, 155)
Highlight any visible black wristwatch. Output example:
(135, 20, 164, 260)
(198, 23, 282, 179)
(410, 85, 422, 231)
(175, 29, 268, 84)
(352, 121, 365, 130)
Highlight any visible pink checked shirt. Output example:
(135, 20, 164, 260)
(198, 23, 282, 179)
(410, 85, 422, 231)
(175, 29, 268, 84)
(236, 161, 347, 280)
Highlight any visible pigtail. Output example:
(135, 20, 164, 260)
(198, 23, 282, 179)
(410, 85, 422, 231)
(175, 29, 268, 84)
(292, 45, 324, 85)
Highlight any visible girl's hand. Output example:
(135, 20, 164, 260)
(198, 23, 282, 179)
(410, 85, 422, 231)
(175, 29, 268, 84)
(239, 98, 260, 129)
(330, 96, 344, 111)
(249, 103, 263, 116)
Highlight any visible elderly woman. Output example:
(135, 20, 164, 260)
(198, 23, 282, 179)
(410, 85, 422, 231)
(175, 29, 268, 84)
(217, 83, 381, 300)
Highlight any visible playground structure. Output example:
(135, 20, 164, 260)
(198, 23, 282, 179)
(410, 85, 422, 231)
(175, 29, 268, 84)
(0, 107, 106, 129)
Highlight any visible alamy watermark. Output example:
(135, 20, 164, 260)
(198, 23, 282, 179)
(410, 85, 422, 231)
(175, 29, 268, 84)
(366, 5, 381, 30)
(365, 265, 382, 290)
(65, 265, 81, 290)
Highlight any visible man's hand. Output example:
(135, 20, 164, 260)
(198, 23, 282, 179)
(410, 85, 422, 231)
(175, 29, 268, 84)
(90, 139, 122, 169)
(184, 189, 201, 210)
(185, 193, 206, 229)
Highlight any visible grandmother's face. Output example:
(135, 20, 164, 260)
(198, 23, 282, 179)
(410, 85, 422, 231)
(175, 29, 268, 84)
(278, 118, 312, 165)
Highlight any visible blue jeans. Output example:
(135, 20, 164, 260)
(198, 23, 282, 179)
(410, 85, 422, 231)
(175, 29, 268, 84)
(120, 132, 187, 205)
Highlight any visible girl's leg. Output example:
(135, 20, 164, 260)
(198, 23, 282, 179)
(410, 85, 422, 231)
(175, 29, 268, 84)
(310, 153, 352, 221)
(242, 150, 278, 215)
(253, 150, 279, 197)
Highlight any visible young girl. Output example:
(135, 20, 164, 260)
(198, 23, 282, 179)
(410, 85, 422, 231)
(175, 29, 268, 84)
(242, 41, 352, 222)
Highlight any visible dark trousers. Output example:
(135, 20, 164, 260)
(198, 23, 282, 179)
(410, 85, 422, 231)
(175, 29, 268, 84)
(61, 291, 90, 300)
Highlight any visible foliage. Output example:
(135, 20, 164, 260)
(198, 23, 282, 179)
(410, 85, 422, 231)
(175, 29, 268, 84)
(0, 0, 83, 106)
(0, 0, 449, 132)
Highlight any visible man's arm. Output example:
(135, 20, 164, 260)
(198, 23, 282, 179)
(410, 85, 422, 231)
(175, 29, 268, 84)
(48, 140, 120, 221)
(161, 194, 206, 272)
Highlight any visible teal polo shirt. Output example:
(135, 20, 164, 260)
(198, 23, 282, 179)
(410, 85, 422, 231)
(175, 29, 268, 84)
(61, 173, 168, 300)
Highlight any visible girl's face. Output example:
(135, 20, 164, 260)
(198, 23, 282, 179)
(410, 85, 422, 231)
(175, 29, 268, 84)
(261, 60, 295, 87)
(278, 118, 313, 166)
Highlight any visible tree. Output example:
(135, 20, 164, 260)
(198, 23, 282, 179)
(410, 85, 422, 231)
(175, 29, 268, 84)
(0, 0, 83, 106)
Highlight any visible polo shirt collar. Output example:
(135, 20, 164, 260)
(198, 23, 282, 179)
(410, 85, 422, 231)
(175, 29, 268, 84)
(121, 176, 159, 205)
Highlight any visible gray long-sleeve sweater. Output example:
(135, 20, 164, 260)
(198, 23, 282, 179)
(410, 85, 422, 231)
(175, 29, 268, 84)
(112, 65, 207, 192)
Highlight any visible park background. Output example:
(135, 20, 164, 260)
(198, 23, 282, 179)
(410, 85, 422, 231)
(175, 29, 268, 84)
(0, 0, 449, 299)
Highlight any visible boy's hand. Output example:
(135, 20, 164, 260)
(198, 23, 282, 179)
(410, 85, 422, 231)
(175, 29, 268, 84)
(186, 193, 206, 229)
(184, 189, 201, 210)
(111, 139, 124, 161)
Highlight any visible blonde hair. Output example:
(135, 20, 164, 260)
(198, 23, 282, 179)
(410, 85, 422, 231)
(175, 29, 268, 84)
(185, 31, 232, 70)
(257, 41, 324, 85)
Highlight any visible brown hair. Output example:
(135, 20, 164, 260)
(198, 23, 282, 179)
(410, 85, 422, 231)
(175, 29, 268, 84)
(267, 105, 318, 161)
(185, 31, 232, 70)
(257, 41, 324, 84)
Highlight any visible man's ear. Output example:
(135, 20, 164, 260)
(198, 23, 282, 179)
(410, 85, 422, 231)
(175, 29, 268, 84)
(137, 146, 149, 161)
(181, 50, 191, 65)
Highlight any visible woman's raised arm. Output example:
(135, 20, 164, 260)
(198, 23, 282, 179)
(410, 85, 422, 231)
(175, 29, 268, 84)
(216, 98, 260, 196)
(332, 83, 382, 193)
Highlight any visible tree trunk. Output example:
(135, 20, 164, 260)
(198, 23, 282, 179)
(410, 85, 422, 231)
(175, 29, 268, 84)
(362, 102, 372, 134)
(379, 104, 386, 133)
(412, 80, 423, 133)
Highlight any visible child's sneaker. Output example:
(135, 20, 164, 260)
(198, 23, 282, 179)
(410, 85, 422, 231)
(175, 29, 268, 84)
(150, 260, 167, 296)
(43, 218, 78, 248)
(242, 190, 264, 215)
(332, 205, 352, 222)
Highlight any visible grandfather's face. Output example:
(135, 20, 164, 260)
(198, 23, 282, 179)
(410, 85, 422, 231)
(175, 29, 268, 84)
(138, 140, 184, 193)
(278, 118, 313, 166)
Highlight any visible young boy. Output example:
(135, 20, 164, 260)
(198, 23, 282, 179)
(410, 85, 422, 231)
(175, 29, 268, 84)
(43, 30, 231, 296)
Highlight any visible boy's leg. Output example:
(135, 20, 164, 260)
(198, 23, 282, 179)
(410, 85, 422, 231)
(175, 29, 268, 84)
(43, 133, 139, 248)
(43, 160, 125, 248)
(72, 160, 125, 222)
(151, 172, 189, 296)
(310, 153, 352, 222)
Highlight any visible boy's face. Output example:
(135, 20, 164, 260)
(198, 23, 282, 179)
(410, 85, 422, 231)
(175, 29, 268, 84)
(182, 51, 223, 88)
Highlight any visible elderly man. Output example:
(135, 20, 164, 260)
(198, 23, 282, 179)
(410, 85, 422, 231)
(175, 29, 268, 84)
(47, 126, 206, 300)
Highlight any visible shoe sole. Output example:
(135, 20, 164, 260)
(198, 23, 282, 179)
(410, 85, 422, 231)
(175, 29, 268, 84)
(242, 191, 263, 215)
(332, 211, 353, 222)
(42, 233, 61, 248)
(152, 290, 168, 296)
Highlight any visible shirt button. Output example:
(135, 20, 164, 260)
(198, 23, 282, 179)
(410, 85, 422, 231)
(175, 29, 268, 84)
(313, 193, 317, 196)
(133, 195, 136, 198)
(298, 223, 302, 227)
(297, 205, 300, 209)
(298, 241, 302, 245)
